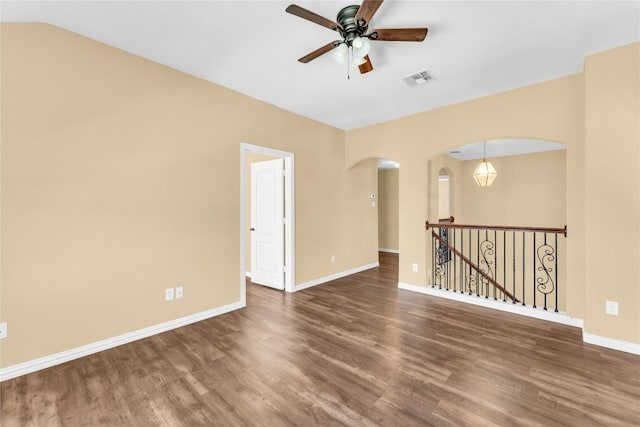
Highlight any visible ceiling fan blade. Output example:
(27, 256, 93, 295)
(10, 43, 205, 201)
(286, 4, 341, 32)
(355, 0, 384, 26)
(298, 41, 339, 63)
(369, 28, 428, 42)
(358, 55, 374, 74)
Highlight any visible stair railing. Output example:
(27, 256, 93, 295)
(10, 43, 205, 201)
(426, 219, 567, 312)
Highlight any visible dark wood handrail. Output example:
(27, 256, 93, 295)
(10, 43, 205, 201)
(431, 231, 520, 303)
(426, 221, 567, 237)
(438, 216, 455, 223)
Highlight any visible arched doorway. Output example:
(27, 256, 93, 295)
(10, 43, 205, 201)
(438, 167, 452, 220)
(377, 158, 400, 255)
(425, 138, 568, 313)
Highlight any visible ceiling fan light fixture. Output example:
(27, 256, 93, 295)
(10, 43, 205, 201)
(331, 42, 348, 64)
(352, 37, 370, 58)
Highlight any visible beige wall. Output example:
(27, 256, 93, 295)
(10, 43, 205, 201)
(333, 158, 379, 272)
(346, 42, 640, 345)
(0, 24, 378, 367)
(378, 169, 399, 251)
(459, 150, 566, 227)
(584, 43, 640, 343)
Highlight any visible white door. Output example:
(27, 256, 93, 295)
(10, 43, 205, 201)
(250, 158, 284, 289)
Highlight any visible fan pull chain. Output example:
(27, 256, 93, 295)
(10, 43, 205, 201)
(347, 46, 351, 79)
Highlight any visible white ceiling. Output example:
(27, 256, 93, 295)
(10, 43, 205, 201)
(378, 158, 400, 169)
(377, 138, 565, 169)
(2, 1, 639, 130)
(446, 139, 566, 161)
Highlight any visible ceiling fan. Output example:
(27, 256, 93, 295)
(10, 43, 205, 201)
(286, 0, 428, 75)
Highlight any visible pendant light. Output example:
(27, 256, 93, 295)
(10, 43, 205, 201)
(473, 141, 497, 188)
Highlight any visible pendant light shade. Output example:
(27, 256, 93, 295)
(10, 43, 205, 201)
(473, 142, 497, 188)
(473, 160, 497, 187)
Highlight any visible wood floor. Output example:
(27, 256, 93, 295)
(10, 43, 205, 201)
(2, 252, 639, 426)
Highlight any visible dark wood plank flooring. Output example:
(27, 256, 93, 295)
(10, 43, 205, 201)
(2, 252, 639, 426)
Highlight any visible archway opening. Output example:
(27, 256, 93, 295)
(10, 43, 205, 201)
(438, 167, 451, 220)
(377, 158, 400, 256)
(426, 138, 568, 312)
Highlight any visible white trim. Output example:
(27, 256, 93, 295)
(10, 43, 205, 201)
(294, 262, 379, 292)
(397, 282, 584, 328)
(378, 248, 399, 254)
(0, 301, 243, 382)
(245, 271, 251, 278)
(285, 154, 295, 293)
(240, 143, 295, 301)
(583, 332, 640, 355)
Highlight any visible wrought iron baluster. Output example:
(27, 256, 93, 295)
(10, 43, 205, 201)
(503, 231, 506, 302)
(460, 229, 464, 294)
(512, 232, 516, 304)
(476, 229, 480, 297)
(431, 231, 435, 288)
(493, 230, 498, 301)
(484, 229, 489, 298)
(452, 228, 456, 292)
(535, 232, 556, 311)
(533, 233, 537, 309)
(543, 233, 547, 310)
(522, 232, 526, 306)
(468, 230, 473, 295)
(555, 233, 558, 312)
(449, 245, 452, 290)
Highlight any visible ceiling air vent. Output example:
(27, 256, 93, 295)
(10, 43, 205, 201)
(402, 70, 435, 87)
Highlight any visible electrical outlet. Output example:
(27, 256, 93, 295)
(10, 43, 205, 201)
(331, 255, 335, 263)
(412, 263, 419, 273)
(605, 300, 619, 316)
(176, 286, 184, 299)
(165, 288, 175, 301)
(0, 322, 7, 339)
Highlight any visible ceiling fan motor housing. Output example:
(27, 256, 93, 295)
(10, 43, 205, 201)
(337, 5, 368, 44)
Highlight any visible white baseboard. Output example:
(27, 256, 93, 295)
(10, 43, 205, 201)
(583, 332, 640, 355)
(0, 300, 243, 382)
(245, 271, 251, 278)
(378, 248, 399, 254)
(294, 262, 379, 292)
(397, 282, 584, 328)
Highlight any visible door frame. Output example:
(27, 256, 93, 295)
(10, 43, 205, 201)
(240, 143, 295, 306)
